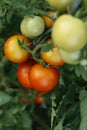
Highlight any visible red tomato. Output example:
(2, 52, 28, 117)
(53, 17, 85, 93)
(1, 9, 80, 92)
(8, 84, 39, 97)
(29, 64, 60, 93)
(4, 35, 30, 63)
(34, 97, 45, 104)
(17, 62, 32, 88)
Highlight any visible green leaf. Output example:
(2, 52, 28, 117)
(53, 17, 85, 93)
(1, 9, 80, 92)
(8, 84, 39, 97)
(41, 43, 53, 52)
(54, 114, 65, 130)
(79, 90, 87, 117)
(79, 90, 87, 130)
(4, 113, 17, 126)
(70, 0, 82, 15)
(0, 91, 11, 106)
(21, 112, 32, 129)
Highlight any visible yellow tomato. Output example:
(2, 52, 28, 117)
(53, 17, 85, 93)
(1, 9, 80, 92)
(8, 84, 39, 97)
(47, 0, 73, 11)
(52, 14, 87, 52)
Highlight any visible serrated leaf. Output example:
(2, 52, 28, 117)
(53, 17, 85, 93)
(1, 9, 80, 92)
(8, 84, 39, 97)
(0, 91, 11, 106)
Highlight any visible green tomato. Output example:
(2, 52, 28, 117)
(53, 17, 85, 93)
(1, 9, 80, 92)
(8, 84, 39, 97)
(59, 48, 81, 64)
(47, 0, 73, 11)
(80, 59, 87, 66)
(20, 16, 45, 38)
(52, 14, 87, 52)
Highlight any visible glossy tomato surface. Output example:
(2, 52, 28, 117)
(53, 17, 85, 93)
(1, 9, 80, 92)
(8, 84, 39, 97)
(20, 16, 45, 38)
(17, 62, 32, 88)
(4, 35, 30, 63)
(29, 64, 60, 93)
(41, 46, 65, 66)
(59, 49, 81, 64)
(52, 15, 87, 52)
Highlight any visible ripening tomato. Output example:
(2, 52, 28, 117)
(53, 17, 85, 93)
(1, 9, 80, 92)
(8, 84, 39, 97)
(52, 14, 87, 52)
(20, 16, 45, 38)
(34, 97, 45, 104)
(41, 39, 65, 66)
(29, 64, 60, 93)
(17, 62, 32, 88)
(42, 15, 54, 28)
(47, 0, 73, 11)
(59, 48, 81, 64)
(42, 10, 55, 28)
(4, 35, 30, 63)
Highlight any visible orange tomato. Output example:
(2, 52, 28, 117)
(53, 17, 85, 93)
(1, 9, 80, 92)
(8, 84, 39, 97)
(41, 39, 65, 66)
(42, 10, 55, 28)
(42, 15, 54, 28)
(4, 35, 30, 63)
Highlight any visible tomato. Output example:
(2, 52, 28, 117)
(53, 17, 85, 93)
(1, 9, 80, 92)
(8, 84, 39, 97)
(17, 62, 32, 88)
(47, 0, 73, 11)
(42, 15, 54, 28)
(42, 10, 55, 28)
(52, 14, 87, 52)
(4, 35, 30, 63)
(20, 16, 45, 38)
(59, 48, 81, 64)
(34, 97, 45, 104)
(80, 59, 87, 66)
(29, 64, 60, 93)
(41, 39, 65, 66)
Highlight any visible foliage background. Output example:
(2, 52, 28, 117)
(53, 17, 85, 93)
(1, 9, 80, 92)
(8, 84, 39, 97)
(0, 0, 87, 130)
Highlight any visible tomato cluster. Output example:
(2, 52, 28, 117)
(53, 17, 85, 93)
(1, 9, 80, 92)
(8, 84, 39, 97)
(3, 0, 87, 104)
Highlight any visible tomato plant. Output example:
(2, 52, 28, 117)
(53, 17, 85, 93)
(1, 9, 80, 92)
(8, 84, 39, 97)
(17, 62, 32, 88)
(52, 14, 87, 52)
(20, 16, 45, 38)
(4, 35, 30, 63)
(1, 0, 87, 130)
(47, 0, 73, 11)
(29, 63, 60, 93)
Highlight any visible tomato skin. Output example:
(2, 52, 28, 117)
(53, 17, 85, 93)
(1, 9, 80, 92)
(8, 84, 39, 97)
(17, 62, 32, 88)
(47, 0, 73, 11)
(59, 49, 81, 64)
(42, 15, 54, 28)
(20, 16, 45, 38)
(4, 35, 30, 63)
(52, 15, 87, 52)
(41, 47, 65, 66)
(29, 64, 60, 93)
(34, 97, 44, 104)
